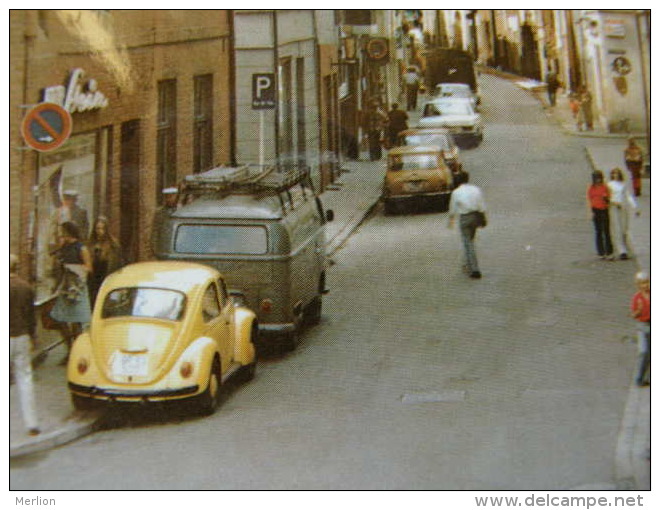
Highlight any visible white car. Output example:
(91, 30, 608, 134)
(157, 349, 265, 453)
(433, 82, 481, 110)
(418, 98, 483, 148)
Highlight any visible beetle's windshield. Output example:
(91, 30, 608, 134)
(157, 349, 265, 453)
(389, 154, 439, 171)
(102, 287, 186, 321)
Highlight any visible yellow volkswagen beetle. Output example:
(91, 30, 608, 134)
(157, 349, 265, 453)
(382, 145, 454, 215)
(67, 261, 258, 415)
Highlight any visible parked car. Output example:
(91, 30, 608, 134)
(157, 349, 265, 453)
(418, 97, 483, 148)
(382, 145, 454, 214)
(67, 261, 258, 415)
(396, 127, 462, 174)
(153, 165, 334, 353)
(433, 82, 481, 110)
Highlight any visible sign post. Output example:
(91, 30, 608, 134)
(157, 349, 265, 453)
(252, 73, 276, 168)
(21, 102, 73, 152)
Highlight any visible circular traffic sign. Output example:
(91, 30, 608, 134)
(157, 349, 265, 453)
(21, 102, 73, 152)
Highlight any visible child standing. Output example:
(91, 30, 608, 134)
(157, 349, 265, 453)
(630, 271, 651, 386)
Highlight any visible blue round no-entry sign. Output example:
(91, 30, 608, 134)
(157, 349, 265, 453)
(21, 102, 73, 152)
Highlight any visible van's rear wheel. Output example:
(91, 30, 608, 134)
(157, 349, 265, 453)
(281, 327, 300, 353)
(304, 296, 323, 326)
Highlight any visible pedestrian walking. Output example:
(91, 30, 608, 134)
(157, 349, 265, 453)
(624, 137, 644, 197)
(386, 103, 409, 148)
(630, 271, 650, 387)
(48, 189, 90, 289)
(569, 91, 580, 122)
(50, 221, 93, 364)
(577, 86, 594, 131)
(49, 189, 90, 247)
(448, 171, 487, 279)
(545, 68, 560, 107)
(403, 66, 421, 111)
(10, 254, 41, 436)
(586, 170, 614, 260)
(365, 100, 387, 161)
(607, 167, 639, 260)
(87, 215, 123, 307)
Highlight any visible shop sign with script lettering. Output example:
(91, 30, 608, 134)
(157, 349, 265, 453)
(42, 68, 109, 113)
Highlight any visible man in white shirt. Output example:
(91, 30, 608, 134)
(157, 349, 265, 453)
(403, 67, 420, 111)
(448, 171, 486, 279)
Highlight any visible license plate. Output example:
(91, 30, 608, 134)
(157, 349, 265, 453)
(403, 181, 425, 192)
(112, 353, 148, 377)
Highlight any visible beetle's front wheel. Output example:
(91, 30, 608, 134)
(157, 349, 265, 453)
(196, 358, 221, 416)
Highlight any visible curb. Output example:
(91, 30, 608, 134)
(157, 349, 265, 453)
(10, 412, 100, 459)
(327, 198, 380, 256)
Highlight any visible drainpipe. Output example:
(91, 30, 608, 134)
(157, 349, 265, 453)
(228, 10, 237, 166)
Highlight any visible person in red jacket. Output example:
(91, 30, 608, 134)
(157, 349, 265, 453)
(586, 170, 614, 260)
(630, 271, 650, 386)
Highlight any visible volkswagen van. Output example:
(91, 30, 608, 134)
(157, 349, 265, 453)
(67, 261, 258, 415)
(153, 166, 333, 352)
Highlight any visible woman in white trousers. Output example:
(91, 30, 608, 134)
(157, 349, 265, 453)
(607, 168, 639, 260)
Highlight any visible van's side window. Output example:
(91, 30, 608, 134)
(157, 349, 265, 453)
(202, 284, 221, 322)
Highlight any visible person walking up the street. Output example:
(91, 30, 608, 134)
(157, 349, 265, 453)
(577, 86, 594, 131)
(569, 91, 580, 125)
(386, 103, 409, 148)
(403, 66, 421, 111)
(365, 100, 387, 161)
(10, 254, 41, 436)
(87, 215, 123, 307)
(545, 68, 560, 107)
(624, 137, 644, 197)
(50, 221, 93, 364)
(607, 167, 639, 260)
(586, 170, 614, 260)
(448, 171, 486, 279)
(630, 271, 650, 387)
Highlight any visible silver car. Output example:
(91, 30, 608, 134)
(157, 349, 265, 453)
(418, 97, 483, 148)
(433, 82, 481, 110)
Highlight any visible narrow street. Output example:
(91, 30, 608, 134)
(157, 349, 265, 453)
(9, 74, 640, 490)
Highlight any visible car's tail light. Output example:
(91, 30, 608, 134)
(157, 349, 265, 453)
(180, 361, 194, 379)
(77, 358, 89, 375)
(260, 299, 273, 313)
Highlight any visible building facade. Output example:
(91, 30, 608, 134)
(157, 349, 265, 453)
(10, 10, 233, 300)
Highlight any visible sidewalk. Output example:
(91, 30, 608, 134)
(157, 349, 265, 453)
(510, 71, 651, 490)
(9, 154, 388, 459)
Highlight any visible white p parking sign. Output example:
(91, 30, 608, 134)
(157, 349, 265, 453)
(252, 73, 276, 110)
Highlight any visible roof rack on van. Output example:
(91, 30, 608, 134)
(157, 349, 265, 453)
(179, 164, 316, 211)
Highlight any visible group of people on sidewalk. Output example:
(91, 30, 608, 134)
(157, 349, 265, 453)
(544, 68, 595, 133)
(585, 146, 650, 388)
(46, 190, 124, 364)
(363, 101, 411, 162)
(586, 138, 645, 262)
(363, 66, 424, 162)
